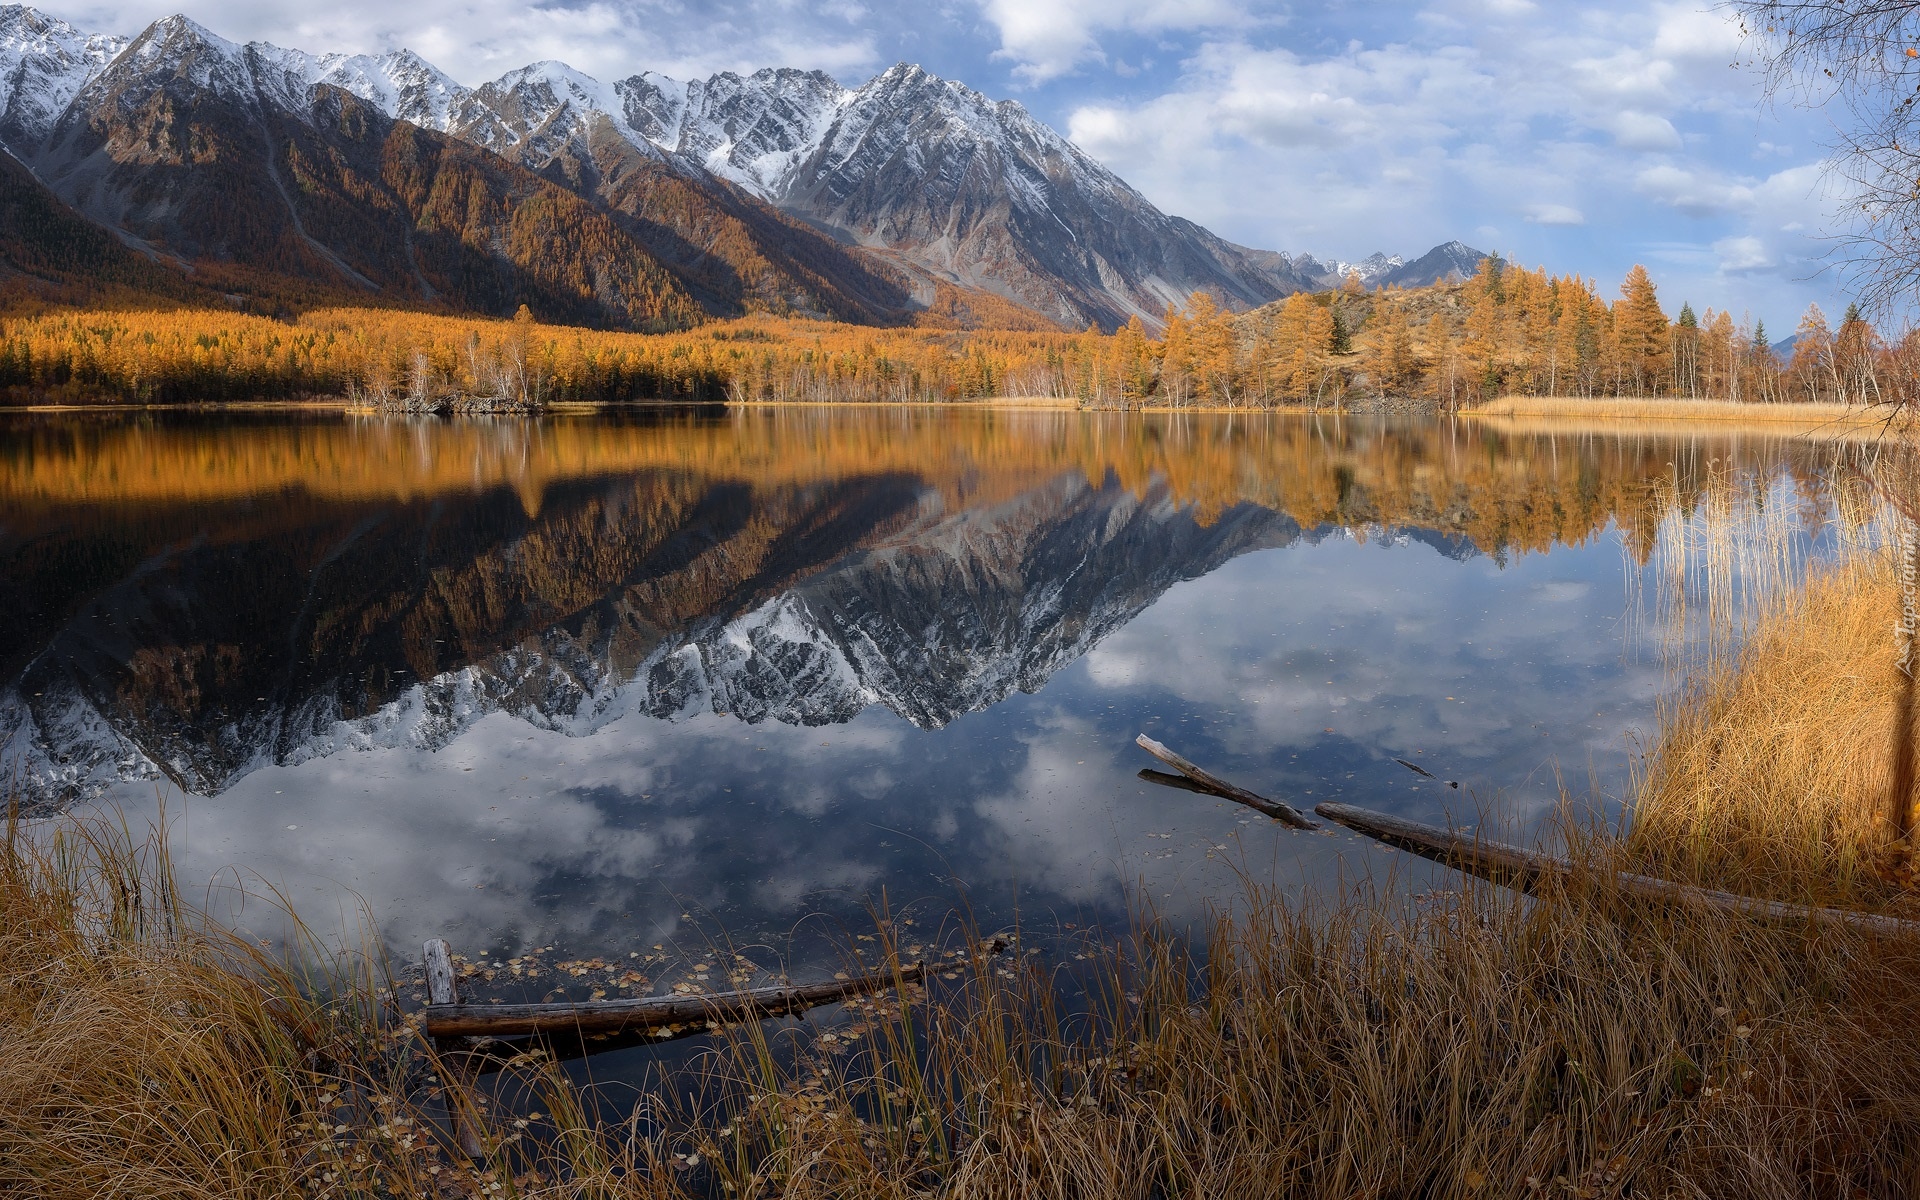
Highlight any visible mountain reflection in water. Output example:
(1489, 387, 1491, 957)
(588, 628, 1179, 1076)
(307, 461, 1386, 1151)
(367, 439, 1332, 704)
(0, 407, 1859, 956)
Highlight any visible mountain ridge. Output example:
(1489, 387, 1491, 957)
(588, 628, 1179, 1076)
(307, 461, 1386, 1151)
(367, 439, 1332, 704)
(0, 5, 1485, 330)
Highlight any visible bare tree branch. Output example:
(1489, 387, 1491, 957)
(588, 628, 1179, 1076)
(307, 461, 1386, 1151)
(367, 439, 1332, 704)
(1731, 1, 1920, 314)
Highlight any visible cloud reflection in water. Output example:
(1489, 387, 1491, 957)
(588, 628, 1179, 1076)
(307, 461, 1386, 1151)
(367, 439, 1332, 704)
(0, 408, 1857, 963)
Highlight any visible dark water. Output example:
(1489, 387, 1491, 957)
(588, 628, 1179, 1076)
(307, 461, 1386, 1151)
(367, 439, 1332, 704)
(0, 406, 1865, 990)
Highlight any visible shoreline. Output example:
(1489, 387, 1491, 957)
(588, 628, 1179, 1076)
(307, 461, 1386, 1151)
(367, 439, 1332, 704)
(4, 393, 1907, 432)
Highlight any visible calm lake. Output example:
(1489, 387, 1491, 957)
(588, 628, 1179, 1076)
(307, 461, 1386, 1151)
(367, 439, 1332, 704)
(0, 406, 1873, 992)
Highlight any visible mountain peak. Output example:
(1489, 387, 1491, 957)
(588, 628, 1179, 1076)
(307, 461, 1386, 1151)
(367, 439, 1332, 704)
(140, 12, 234, 52)
(0, 5, 125, 150)
(0, 4, 81, 41)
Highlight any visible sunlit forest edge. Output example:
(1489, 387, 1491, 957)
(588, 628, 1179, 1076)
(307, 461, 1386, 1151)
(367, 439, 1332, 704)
(0, 259, 1906, 409)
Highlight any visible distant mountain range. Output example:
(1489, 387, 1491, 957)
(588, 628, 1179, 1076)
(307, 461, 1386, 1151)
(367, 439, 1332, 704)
(0, 6, 1485, 329)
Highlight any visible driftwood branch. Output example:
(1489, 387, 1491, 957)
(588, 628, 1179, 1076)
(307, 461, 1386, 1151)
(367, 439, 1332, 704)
(1137, 768, 1213, 795)
(426, 961, 931, 1039)
(423, 938, 488, 1158)
(1134, 735, 1317, 829)
(1315, 802, 1920, 939)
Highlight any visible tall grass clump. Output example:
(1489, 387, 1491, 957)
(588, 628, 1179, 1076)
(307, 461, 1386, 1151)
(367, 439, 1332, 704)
(1621, 406, 1918, 908)
(595, 871, 1920, 1199)
(1629, 551, 1915, 906)
(0, 811, 435, 1198)
(22, 801, 1920, 1198)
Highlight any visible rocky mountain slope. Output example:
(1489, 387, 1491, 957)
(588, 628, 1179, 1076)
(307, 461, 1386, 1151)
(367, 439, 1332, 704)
(1377, 240, 1487, 288)
(604, 63, 1320, 327)
(45, 17, 715, 325)
(0, 6, 1485, 330)
(0, 10, 909, 324)
(299, 51, 1319, 327)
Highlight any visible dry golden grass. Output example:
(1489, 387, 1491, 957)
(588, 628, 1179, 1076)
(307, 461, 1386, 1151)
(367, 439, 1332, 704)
(0, 813, 536, 1199)
(1469, 395, 1896, 426)
(613, 875, 1920, 1200)
(1628, 550, 1919, 907)
(17, 808, 1920, 1198)
(0, 815, 336, 1196)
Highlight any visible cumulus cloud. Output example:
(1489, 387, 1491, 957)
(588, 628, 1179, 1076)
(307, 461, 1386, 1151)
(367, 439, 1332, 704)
(1058, 1, 1847, 318)
(1607, 111, 1683, 151)
(976, 0, 1259, 84)
(1526, 204, 1586, 226)
(1714, 234, 1774, 272)
(38, 0, 890, 83)
(1634, 164, 1757, 217)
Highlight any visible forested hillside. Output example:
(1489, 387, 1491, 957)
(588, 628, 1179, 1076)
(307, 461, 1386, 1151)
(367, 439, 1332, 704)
(0, 257, 1901, 408)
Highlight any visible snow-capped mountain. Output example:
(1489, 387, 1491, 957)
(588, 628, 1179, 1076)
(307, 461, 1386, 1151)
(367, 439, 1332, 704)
(0, 6, 1323, 328)
(311, 48, 465, 131)
(22, 13, 715, 327)
(1293, 251, 1405, 287)
(0, 5, 1487, 330)
(377, 57, 1312, 326)
(1378, 240, 1487, 288)
(0, 6, 124, 150)
(1284, 243, 1487, 290)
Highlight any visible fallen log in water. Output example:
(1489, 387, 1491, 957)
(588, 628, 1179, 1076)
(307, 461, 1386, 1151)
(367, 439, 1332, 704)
(1134, 735, 1317, 829)
(1315, 802, 1920, 939)
(423, 938, 488, 1158)
(425, 961, 931, 1039)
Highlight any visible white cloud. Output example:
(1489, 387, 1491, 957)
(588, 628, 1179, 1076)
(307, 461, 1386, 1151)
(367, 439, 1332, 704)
(976, 0, 1256, 84)
(38, 0, 886, 84)
(1054, 0, 1850, 320)
(1714, 234, 1774, 271)
(1649, 4, 1742, 62)
(1607, 110, 1682, 151)
(1633, 164, 1756, 216)
(1526, 204, 1586, 226)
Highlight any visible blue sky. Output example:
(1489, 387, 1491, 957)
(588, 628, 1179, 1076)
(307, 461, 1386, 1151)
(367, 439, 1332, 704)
(52, 0, 1857, 329)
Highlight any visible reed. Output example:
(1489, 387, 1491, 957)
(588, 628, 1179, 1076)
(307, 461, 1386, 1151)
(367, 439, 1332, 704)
(0, 809, 486, 1198)
(544, 863, 1912, 1199)
(1468, 394, 1903, 426)
(15, 805, 1920, 1197)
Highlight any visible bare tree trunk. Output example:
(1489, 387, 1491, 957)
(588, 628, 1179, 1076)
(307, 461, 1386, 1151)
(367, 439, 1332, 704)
(1896, 525, 1919, 837)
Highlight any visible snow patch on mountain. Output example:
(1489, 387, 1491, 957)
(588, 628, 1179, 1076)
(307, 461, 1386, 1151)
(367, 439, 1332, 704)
(310, 49, 467, 130)
(0, 5, 125, 147)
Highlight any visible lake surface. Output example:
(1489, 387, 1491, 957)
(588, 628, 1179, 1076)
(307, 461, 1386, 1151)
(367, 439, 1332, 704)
(0, 406, 1871, 991)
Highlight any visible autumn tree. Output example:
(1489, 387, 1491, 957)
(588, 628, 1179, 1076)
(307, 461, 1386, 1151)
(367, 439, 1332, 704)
(1111, 314, 1155, 405)
(1157, 303, 1194, 406)
(1788, 303, 1835, 401)
(1614, 265, 1669, 395)
(1372, 300, 1416, 394)
(1186, 291, 1239, 405)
